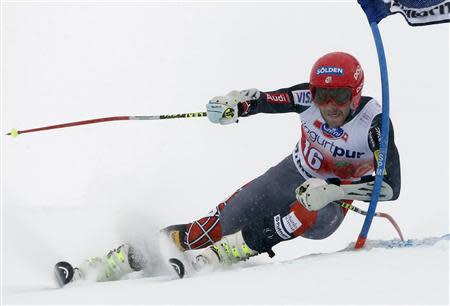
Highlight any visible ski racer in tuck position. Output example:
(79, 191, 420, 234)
(55, 51, 401, 285)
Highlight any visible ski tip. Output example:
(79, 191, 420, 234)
(54, 261, 74, 287)
(169, 258, 185, 279)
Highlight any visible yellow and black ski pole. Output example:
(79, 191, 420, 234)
(6, 112, 207, 137)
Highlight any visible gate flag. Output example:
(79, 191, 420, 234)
(359, 0, 450, 26)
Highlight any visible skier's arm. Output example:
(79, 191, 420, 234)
(323, 115, 401, 203)
(364, 114, 401, 201)
(206, 84, 311, 124)
(239, 83, 311, 117)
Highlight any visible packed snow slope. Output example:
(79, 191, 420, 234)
(2, 2, 449, 305)
(4, 236, 450, 305)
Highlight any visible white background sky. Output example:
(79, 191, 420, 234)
(1, 1, 449, 304)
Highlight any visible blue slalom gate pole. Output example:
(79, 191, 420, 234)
(356, 0, 450, 248)
(355, 21, 390, 249)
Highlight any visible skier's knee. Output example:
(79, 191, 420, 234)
(301, 203, 346, 240)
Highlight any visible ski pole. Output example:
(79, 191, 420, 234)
(6, 112, 207, 137)
(337, 201, 404, 241)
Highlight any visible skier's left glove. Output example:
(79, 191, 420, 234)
(206, 89, 260, 125)
(295, 178, 345, 211)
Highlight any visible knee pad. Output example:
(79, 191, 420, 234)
(163, 202, 227, 250)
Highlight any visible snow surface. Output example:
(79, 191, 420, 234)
(1, 2, 449, 305)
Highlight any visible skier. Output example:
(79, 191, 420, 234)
(55, 52, 401, 285)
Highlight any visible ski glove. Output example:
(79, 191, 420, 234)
(295, 178, 345, 211)
(206, 89, 260, 125)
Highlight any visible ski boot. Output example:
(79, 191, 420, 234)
(54, 244, 145, 287)
(192, 231, 258, 272)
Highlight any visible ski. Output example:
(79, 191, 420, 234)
(54, 258, 185, 288)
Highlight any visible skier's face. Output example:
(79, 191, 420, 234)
(313, 87, 352, 128)
(317, 101, 351, 128)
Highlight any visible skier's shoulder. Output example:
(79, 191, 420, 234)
(266, 82, 310, 96)
(351, 96, 381, 120)
(288, 82, 310, 91)
(358, 96, 380, 110)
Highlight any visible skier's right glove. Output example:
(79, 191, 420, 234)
(206, 89, 260, 125)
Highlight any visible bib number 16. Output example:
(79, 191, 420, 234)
(303, 140, 324, 170)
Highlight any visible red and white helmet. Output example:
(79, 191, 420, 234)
(309, 52, 364, 110)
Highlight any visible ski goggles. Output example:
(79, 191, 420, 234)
(313, 87, 352, 106)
